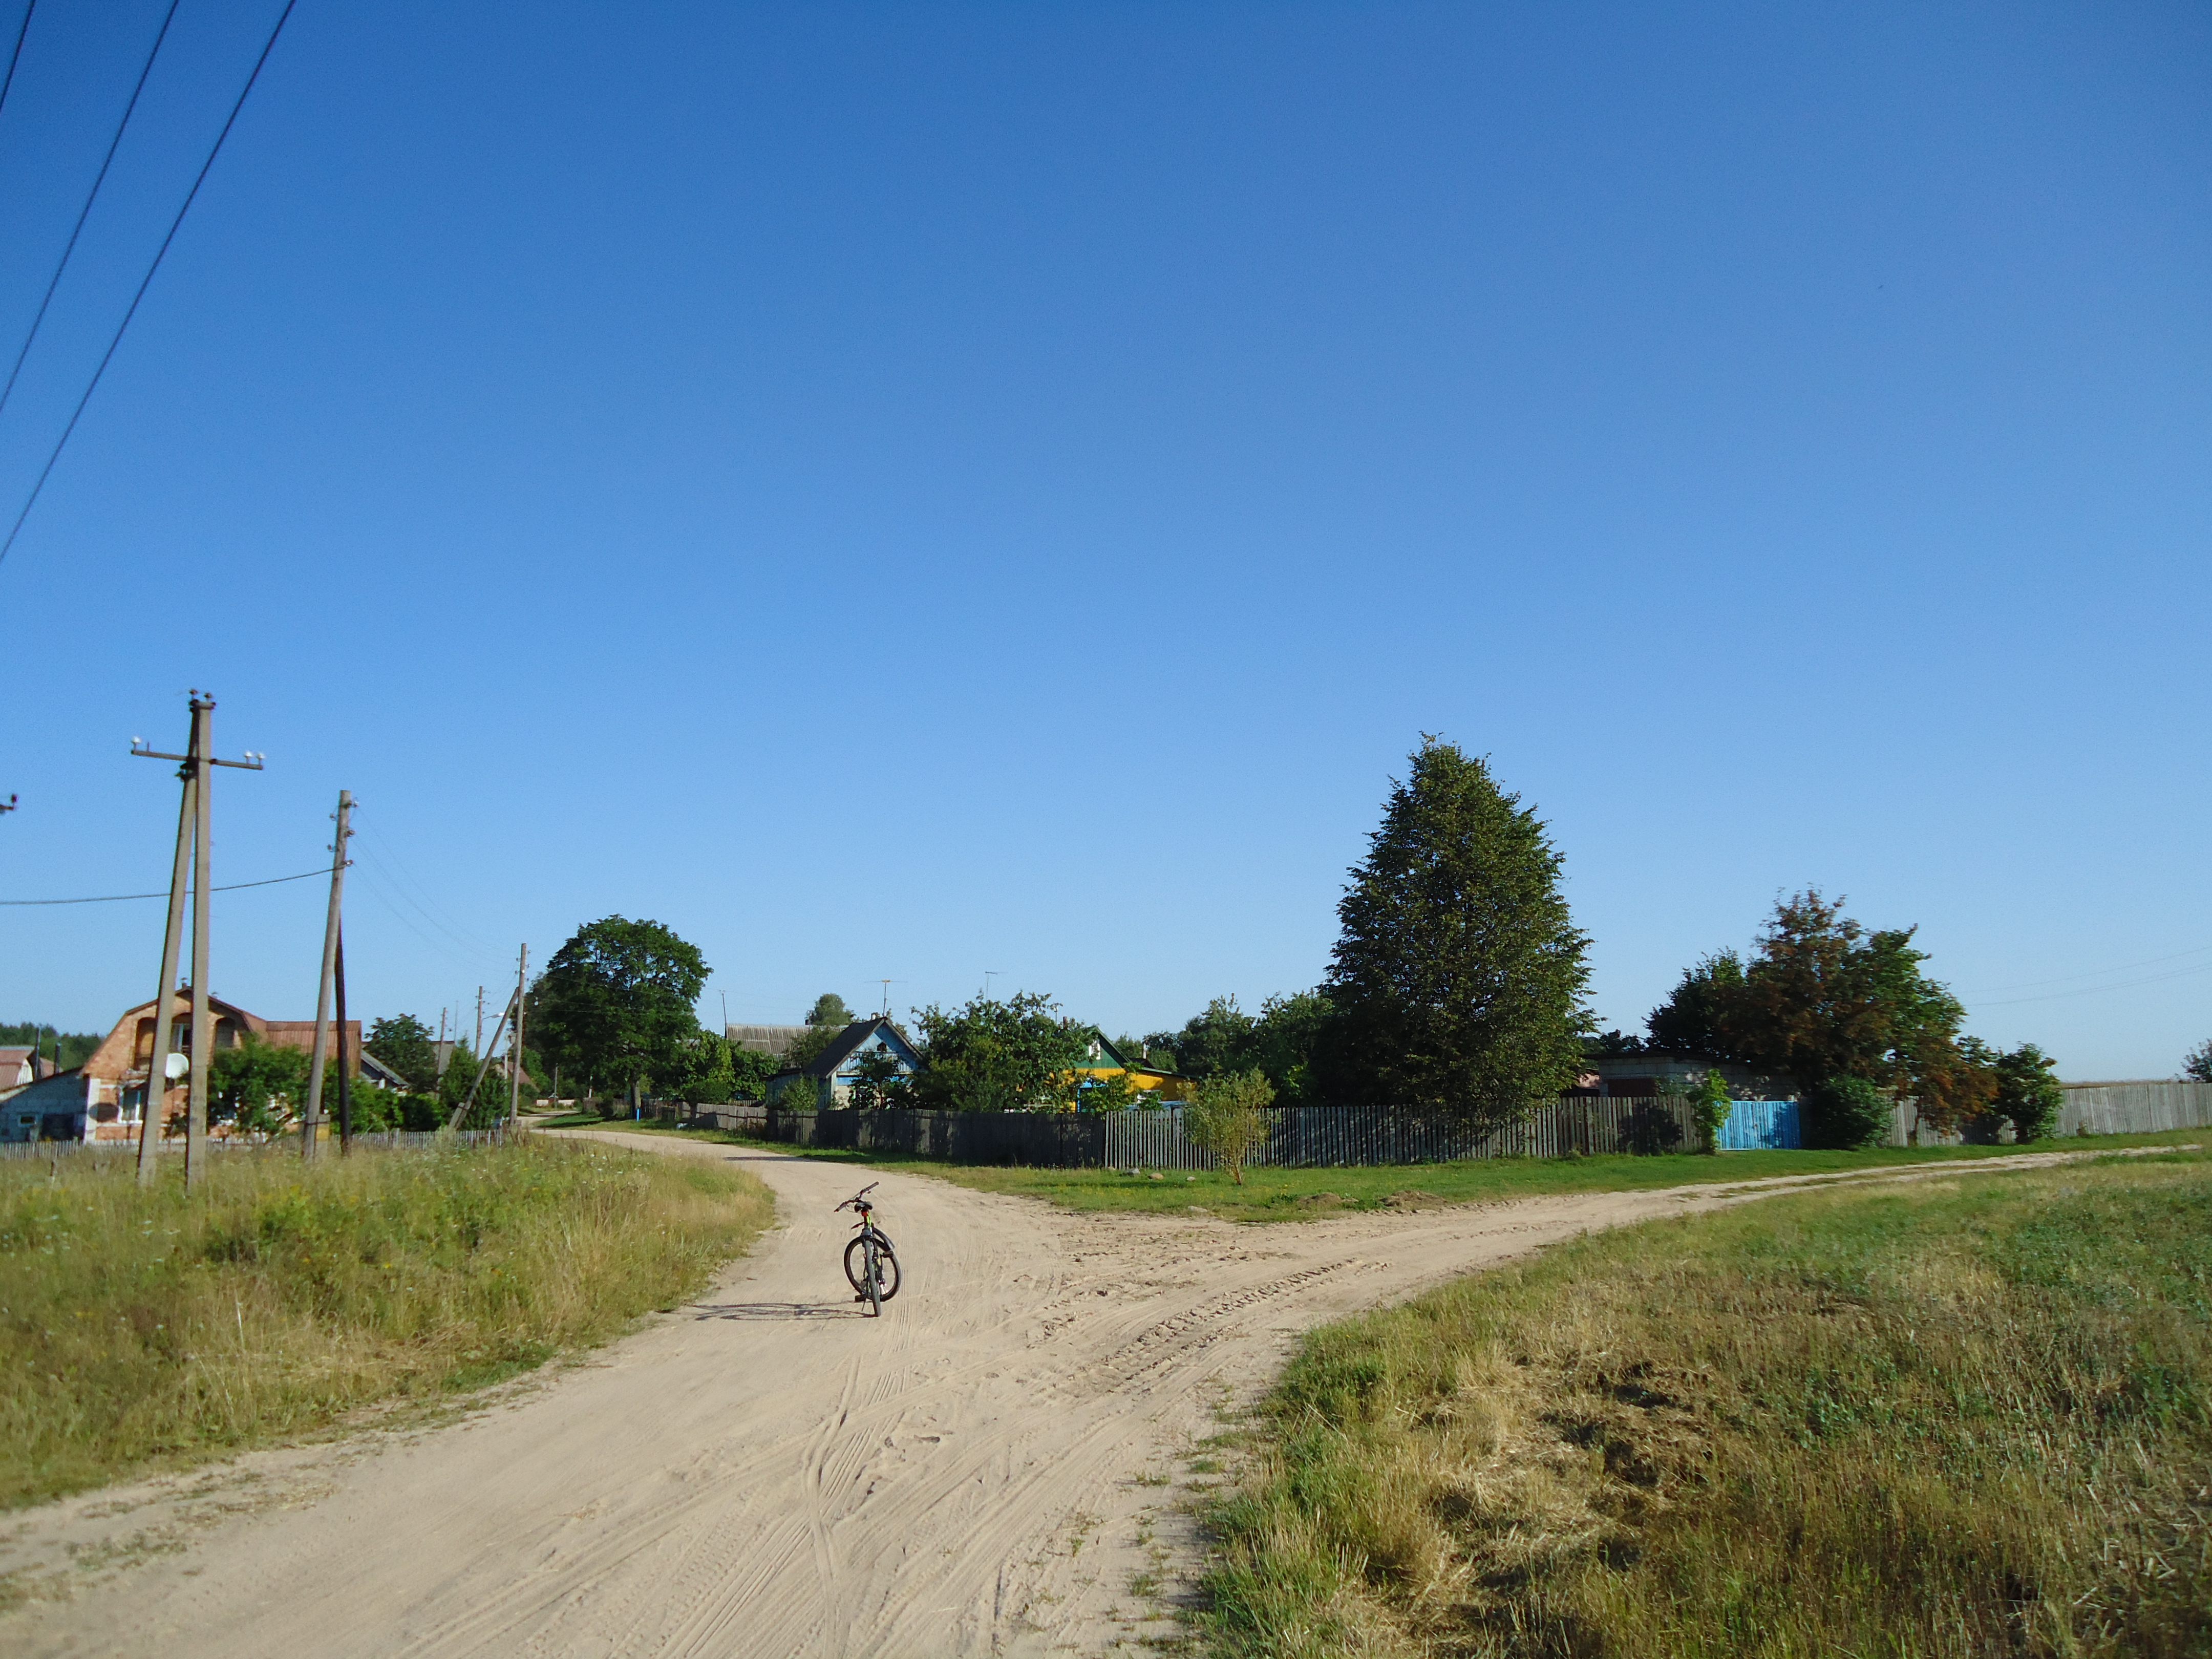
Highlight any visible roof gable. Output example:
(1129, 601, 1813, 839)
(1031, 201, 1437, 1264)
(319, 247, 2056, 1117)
(801, 1017, 923, 1078)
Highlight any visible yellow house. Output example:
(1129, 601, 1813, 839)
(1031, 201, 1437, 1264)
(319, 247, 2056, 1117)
(1067, 1033, 1195, 1104)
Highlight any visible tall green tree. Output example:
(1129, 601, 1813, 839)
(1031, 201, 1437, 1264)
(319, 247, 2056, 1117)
(1318, 738, 1591, 1117)
(528, 917, 710, 1102)
(364, 1014, 438, 1094)
(908, 992, 1089, 1112)
(805, 993, 854, 1028)
(1154, 996, 1256, 1080)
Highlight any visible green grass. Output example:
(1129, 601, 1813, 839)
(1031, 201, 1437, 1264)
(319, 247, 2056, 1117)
(555, 1116, 2204, 1221)
(0, 1138, 773, 1511)
(1200, 1150, 2212, 1657)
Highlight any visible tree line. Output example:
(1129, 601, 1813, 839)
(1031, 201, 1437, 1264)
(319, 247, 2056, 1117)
(328, 734, 2102, 1142)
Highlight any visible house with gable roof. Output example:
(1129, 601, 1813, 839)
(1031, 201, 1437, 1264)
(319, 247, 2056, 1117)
(770, 1017, 924, 1108)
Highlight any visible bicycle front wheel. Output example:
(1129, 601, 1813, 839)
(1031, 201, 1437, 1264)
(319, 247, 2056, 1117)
(870, 1242, 901, 1303)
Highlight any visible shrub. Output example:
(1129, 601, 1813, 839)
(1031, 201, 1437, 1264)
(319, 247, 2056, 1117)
(1184, 1068, 1275, 1185)
(1690, 1068, 1733, 1154)
(1805, 1075, 1891, 1150)
(1993, 1043, 2064, 1141)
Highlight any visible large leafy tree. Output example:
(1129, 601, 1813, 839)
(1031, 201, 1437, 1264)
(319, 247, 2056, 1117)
(528, 917, 709, 1101)
(1148, 991, 1334, 1108)
(790, 992, 858, 1070)
(364, 1013, 438, 1094)
(907, 992, 1090, 1112)
(1646, 890, 1997, 1128)
(1317, 738, 1591, 1117)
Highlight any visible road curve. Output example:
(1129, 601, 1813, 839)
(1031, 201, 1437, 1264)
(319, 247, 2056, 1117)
(0, 1136, 2170, 1657)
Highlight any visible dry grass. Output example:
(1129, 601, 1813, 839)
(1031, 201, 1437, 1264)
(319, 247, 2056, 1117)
(0, 1138, 773, 1510)
(1203, 1153, 2212, 1658)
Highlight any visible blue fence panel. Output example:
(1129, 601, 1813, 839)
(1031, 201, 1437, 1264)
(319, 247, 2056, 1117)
(1719, 1099, 1800, 1151)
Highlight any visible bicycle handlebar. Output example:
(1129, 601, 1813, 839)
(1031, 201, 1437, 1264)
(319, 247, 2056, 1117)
(835, 1181, 881, 1213)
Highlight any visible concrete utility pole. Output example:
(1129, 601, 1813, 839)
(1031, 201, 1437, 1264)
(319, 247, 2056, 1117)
(474, 986, 484, 1065)
(300, 790, 353, 1162)
(446, 982, 517, 1131)
(507, 944, 527, 1128)
(131, 693, 263, 1189)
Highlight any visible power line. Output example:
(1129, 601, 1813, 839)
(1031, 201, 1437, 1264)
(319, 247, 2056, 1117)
(1, 863, 333, 905)
(1964, 960, 2212, 1008)
(0, 0, 182, 424)
(0, 0, 298, 570)
(1956, 941, 2212, 996)
(0, 0, 34, 125)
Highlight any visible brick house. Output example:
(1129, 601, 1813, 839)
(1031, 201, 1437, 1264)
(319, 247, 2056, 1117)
(69, 991, 360, 1143)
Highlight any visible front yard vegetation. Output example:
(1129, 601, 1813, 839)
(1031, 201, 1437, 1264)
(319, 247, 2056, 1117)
(0, 1139, 772, 1509)
(1201, 1152, 2212, 1657)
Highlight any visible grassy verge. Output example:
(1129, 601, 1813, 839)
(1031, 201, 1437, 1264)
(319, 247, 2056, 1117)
(1202, 1151, 2212, 1657)
(551, 1116, 2203, 1221)
(0, 1138, 772, 1511)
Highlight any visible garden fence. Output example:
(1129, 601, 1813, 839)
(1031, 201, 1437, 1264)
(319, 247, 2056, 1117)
(665, 1096, 1713, 1170)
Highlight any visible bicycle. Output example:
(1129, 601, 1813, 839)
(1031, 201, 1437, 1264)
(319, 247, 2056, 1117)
(836, 1182, 901, 1316)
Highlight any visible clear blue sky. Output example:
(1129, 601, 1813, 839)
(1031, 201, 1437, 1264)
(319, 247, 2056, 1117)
(1, 1, 2205, 1077)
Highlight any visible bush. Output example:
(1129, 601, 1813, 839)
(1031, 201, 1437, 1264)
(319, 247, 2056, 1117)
(1804, 1075, 1891, 1150)
(1993, 1043, 2064, 1142)
(1184, 1068, 1275, 1185)
(1690, 1068, 1732, 1154)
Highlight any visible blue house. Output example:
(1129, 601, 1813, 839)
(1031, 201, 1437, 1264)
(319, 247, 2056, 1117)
(771, 1017, 924, 1108)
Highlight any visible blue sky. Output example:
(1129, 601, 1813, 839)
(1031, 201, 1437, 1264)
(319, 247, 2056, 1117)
(0, 1, 2205, 1076)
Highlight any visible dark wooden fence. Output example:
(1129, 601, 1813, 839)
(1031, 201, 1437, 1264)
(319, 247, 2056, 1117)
(661, 1096, 1706, 1169)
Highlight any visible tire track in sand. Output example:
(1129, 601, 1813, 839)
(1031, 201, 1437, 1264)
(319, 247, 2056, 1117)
(2, 1136, 2180, 1658)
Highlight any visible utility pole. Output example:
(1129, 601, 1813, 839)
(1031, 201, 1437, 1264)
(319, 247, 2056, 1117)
(474, 986, 484, 1065)
(506, 944, 527, 1129)
(130, 693, 263, 1190)
(300, 790, 353, 1162)
(446, 984, 517, 1131)
(436, 1008, 450, 1081)
(333, 927, 351, 1153)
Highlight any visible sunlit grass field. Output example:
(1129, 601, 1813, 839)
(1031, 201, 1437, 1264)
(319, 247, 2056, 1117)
(0, 1138, 773, 1509)
(1202, 1151, 2212, 1657)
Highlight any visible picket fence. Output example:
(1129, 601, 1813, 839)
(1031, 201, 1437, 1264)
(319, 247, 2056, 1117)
(671, 1096, 1714, 1170)
(0, 1126, 518, 1161)
(1886, 1080, 2212, 1146)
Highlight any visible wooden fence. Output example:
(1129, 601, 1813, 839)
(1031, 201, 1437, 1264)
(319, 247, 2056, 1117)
(668, 1096, 1707, 1169)
(1886, 1080, 2212, 1146)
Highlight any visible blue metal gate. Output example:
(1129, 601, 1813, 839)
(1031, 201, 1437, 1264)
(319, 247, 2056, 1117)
(1718, 1099, 1800, 1151)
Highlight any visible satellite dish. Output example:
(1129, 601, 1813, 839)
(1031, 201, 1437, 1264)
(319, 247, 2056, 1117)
(165, 1053, 189, 1080)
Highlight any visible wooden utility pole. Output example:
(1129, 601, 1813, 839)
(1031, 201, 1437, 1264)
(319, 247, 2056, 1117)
(134, 756, 196, 1185)
(474, 986, 484, 1065)
(507, 944, 527, 1128)
(333, 927, 351, 1153)
(131, 694, 262, 1189)
(300, 789, 353, 1162)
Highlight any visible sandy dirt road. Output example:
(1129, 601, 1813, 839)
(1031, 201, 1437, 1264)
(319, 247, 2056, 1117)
(0, 1136, 2172, 1658)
